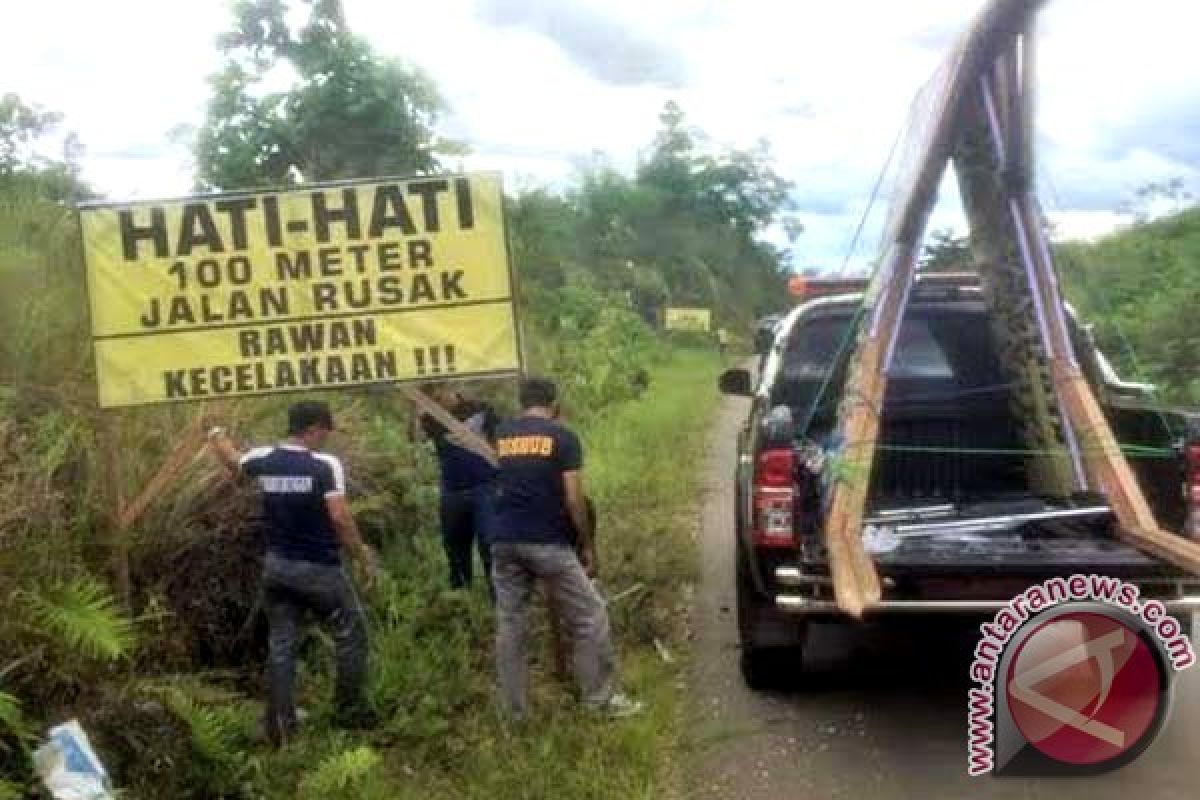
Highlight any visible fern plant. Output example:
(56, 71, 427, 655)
(299, 746, 382, 799)
(0, 691, 29, 750)
(141, 681, 256, 797)
(19, 576, 135, 663)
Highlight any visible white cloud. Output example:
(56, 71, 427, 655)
(2, 0, 1196, 268)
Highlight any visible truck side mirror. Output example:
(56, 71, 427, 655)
(718, 368, 754, 396)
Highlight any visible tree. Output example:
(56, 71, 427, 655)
(194, 0, 458, 189)
(920, 227, 972, 272)
(1121, 178, 1196, 225)
(0, 94, 61, 176)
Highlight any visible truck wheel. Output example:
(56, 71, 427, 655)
(736, 542, 805, 690)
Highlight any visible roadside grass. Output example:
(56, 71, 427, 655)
(208, 348, 724, 799)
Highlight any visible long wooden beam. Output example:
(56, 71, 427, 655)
(823, 0, 1048, 617)
(400, 385, 498, 465)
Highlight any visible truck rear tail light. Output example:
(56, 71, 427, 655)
(753, 448, 795, 548)
(1186, 441, 1200, 538)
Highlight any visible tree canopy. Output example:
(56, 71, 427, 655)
(194, 0, 454, 189)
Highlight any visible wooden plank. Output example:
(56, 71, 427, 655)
(1120, 527, 1200, 575)
(400, 385, 498, 465)
(822, 0, 1050, 616)
(118, 413, 209, 530)
(100, 413, 131, 613)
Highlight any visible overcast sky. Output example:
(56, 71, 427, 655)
(4, 0, 1197, 272)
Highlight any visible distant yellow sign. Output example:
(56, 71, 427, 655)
(664, 307, 712, 333)
(80, 172, 521, 407)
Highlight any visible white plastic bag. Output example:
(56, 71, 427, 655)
(33, 720, 114, 800)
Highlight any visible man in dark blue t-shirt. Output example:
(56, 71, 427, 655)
(419, 386, 498, 591)
(491, 378, 641, 720)
(207, 401, 380, 744)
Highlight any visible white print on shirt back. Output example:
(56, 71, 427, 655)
(259, 475, 315, 493)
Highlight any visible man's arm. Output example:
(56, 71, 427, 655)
(207, 427, 243, 475)
(326, 495, 378, 577)
(563, 470, 595, 576)
(318, 455, 380, 585)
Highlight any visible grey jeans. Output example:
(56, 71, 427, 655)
(262, 552, 368, 742)
(491, 541, 615, 717)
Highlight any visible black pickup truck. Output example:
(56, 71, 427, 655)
(720, 274, 1200, 688)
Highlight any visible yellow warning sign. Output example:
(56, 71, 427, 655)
(80, 172, 521, 407)
(664, 307, 712, 333)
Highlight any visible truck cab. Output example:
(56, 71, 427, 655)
(721, 274, 1200, 688)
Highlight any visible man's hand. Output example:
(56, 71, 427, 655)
(579, 543, 598, 579)
(206, 425, 243, 475)
(355, 544, 382, 590)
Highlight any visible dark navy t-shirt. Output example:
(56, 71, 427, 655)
(240, 444, 346, 565)
(420, 402, 499, 492)
(491, 416, 583, 545)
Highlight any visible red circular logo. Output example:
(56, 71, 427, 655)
(1005, 611, 1165, 766)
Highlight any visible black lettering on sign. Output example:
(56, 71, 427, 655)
(347, 244, 370, 273)
(168, 256, 253, 290)
(313, 282, 338, 312)
(377, 241, 403, 271)
(412, 344, 457, 377)
(176, 203, 224, 256)
(318, 247, 342, 276)
(239, 330, 262, 357)
(312, 188, 361, 243)
(326, 355, 347, 383)
(119, 208, 169, 261)
(368, 185, 417, 237)
(306, 273, 469, 311)
(454, 177, 474, 229)
(211, 366, 234, 394)
(276, 251, 312, 280)
(214, 197, 256, 250)
(276, 360, 297, 388)
(344, 281, 370, 309)
(379, 275, 403, 304)
(237, 319, 378, 357)
(408, 180, 448, 233)
(410, 274, 435, 304)
(407, 239, 433, 268)
(139, 287, 290, 329)
(440, 270, 466, 300)
(263, 196, 284, 247)
(162, 350, 399, 398)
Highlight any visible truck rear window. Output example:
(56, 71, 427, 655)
(774, 310, 1005, 419)
(781, 316, 954, 381)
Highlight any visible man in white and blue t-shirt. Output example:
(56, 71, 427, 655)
(207, 401, 380, 745)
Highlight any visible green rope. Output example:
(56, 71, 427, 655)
(799, 120, 906, 437)
(864, 443, 1176, 459)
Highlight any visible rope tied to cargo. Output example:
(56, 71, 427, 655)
(838, 442, 1178, 459)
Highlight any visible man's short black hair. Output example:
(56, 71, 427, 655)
(287, 401, 334, 435)
(518, 377, 557, 410)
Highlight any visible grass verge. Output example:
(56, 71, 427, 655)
(142, 348, 723, 800)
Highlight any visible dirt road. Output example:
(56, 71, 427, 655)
(687, 389, 1200, 799)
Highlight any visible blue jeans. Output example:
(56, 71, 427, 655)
(440, 483, 495, 591)
(262, 553, 368, 744)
